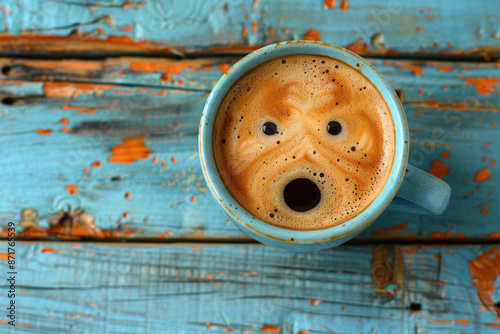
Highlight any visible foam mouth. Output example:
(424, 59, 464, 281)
(283, 178, 321, 212)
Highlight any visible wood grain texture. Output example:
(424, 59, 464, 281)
(0, 57, 498, 241)
(0, 242, 499, 333)
(0, 0, 499, 58)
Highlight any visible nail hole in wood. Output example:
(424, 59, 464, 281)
(410, 303, 422, 311)
(1, 97, 15, 105)
(111, 177, 121, 182)
(494, 302, 500, 308)
(1, 65, 12, 76)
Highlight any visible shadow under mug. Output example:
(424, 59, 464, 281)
(199, 41, 451, 251)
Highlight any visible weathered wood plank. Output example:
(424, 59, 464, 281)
(0, 57, 498, 241)
(0, 0, 499, 58)
(0, 242, 499, 333)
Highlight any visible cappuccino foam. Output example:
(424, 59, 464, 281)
(213, 54, 395, 230)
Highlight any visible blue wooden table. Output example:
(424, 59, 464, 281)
(0, 1, 499, 333)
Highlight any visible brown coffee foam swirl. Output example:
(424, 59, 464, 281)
(213, 55, 395, 230)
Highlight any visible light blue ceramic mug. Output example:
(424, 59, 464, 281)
(199, 41, 451, 251)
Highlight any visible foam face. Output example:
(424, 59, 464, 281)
(213, 55, 395, 230)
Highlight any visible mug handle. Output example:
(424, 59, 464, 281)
(387, 163, 451, 215)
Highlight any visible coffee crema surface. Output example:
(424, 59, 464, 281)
(213, 54, 395, 230)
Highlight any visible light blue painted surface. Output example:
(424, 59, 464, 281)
(0, 57, 498, 240)
(0, 0, 499, 57)
(0, 242, 499, 333)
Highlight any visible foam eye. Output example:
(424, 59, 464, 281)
(262, 122, 277, 136)
(327, 121, 342, 135)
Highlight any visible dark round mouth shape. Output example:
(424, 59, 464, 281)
(284, 178, 321, 212)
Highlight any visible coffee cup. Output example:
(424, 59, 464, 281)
(199, 41, 451, 251)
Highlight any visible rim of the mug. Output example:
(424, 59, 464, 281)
(199, 41, 409, 245)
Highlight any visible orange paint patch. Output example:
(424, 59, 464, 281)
(37, 129, 52, 136)
(123, 212, 129, 218)
(442, 86, 448, 91)
(129, 62, 190, 74)
(371, 227, 387, 234)
(125, 192, 131, 199)
(253, 0, 259, 8)
(0, 6, 12, 15)
(119, 25, 133, 32)
(346, 38, 369, 54)
(260, 325, 280, 332)
(428, 160, 449, 179)
(308, 299, 322, 306)
(62, 103, 97, 115)
(323, 0, 335, 9)
(114, 90, 137, 95)
(218, 63, 230, 74)
(161, 72, 172, 81)
(485, 142, 490, 147)
(481, 208, 488, 215)
(0, 320, 32, 327)
(474, 167, 491, 183)
(0, 253, 9, 261)
(430, 231, 466, 238)
(433, 43, 439, 48)
(483, 156, 488, 162)
(441, 151, 449, 159)
(190, 196, 197, 202)
(173, 173, 178, 178)
(241, 26, 247, 38)
(427, 318, 469, 325)
(491, 160, 496, 166)
(43, 82, 115, 98)
(283, 28, 290, 34)
(404, 248, 417, 254)
(436, 66, 453, 72)
(389, 221, 408, 232)
(464, 78, 499, 95)
(41, 248, 57, 253)
(486, 324, 500, 328)
(267, 27, 274, 36)
(298, 332, 309, 334)
(417, 27, 423, 33)
(91, 161, 101, 168)
(60, 117, 69, 124)
(400, 65, 423, 76)
(171, 157, 177, 164)
(468, 248, 500, 311)
(303, 29, 321, 41)
(340, 0, 348, 11)
(251, 21, 258, 34)
(152, 156, 158, 164)
(418, 89, 425, 95)
(180, 171, 186, 177)
(109, 137, 151, 164)
(434, 253, 440, 261)
(65, 185, 77, 195)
